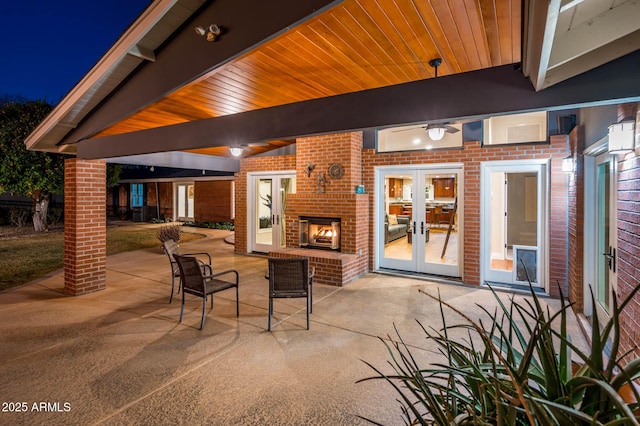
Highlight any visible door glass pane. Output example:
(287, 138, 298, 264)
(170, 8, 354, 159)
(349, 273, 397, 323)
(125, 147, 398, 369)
(256, 179, 273, 246)
(187, 184, 194, 218)
(177, 185, 186, 218)
(488, 172, 538, 277)
(279, 177, 295, 248)
(488, 172, 510, 271)
(383, 174, 413, 260)
(424, 173, 458, 266)
(597, 162, 610, 313)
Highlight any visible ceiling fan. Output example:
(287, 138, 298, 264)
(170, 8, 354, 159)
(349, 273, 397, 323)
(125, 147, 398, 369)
(389, 58, 460, 141)
(391, 122, 460, 140)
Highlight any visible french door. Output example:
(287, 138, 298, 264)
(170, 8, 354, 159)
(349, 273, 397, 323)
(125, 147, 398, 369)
(249, 173, 296, 253)
(481, 160, 547, 288)
(593, 153, 617, 322)
(377, 165, 462, 278)
(176, 183, 194, 221)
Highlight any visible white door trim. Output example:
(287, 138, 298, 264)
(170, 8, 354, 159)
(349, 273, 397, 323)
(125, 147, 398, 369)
(480, 159, 549, 291)
(374, 163, 464, 277)
(247, 171, 296, 253)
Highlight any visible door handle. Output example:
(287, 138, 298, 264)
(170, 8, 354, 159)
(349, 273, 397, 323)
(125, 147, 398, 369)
(277, 215, 280, 225)
(420, 222, 424, 235)
(413, 221, 416, 234)
(602, 246, 616, 273)
(272, 215, 275, 225)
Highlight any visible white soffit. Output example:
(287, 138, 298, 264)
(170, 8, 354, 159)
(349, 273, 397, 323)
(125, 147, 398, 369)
(107, 152, 240, 173)
(525, 0, 640, 91)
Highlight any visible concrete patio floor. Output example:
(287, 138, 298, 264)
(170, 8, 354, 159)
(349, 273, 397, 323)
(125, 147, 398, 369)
(0, 227, 588, 425)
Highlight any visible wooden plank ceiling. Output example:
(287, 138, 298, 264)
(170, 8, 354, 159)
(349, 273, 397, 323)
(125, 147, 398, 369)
(96, 0, 521, 156)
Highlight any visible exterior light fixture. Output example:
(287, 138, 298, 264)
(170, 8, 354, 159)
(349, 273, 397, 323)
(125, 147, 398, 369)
(608, 121, 635, 154)
(427, 127, 445, 141)
(229, 147, 243, 157)
(195, 24, 222, 42)
(562, 155, 574, 173)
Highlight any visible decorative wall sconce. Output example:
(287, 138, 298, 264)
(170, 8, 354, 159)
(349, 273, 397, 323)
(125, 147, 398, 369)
(229, 147, 243, 157)
(562, 155, 574, 173)
(195, 24, 222, 42)
(608, 121, 635, 154)
(306, 163, 315, 177)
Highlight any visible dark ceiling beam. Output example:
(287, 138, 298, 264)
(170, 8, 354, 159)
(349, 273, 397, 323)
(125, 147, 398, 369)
(61, 0, 341, 145)
(77, 50, 640, 159)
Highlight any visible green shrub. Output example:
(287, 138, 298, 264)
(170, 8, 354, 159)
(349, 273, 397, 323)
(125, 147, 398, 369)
(360, 281, 640, 425)
(182, 221, 234, 231)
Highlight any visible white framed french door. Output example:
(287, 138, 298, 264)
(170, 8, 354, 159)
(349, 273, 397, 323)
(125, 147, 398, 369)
(584, 152, 617, 322)
(248, 172, 296, 253)
(175, 183, 195, 221)
(376, 164, 463, 278)
(480, 160, 548, 289)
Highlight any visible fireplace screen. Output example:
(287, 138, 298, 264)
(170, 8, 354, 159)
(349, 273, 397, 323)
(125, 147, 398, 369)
(299, 217, 341, 251)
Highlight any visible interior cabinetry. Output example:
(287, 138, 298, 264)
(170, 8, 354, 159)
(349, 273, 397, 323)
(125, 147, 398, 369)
(389, 204, 403, 215)
(433, 178, 455, 198)
(388, 178, 403, 198)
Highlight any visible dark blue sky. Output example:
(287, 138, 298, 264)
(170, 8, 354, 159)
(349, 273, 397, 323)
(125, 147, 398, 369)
(0, 1, 151, 104)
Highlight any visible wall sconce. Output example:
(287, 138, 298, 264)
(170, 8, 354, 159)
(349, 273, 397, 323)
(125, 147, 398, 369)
(229, 147, 243, 157)
(562, 155, 574, 173)
(195, 24, 222, 42)
(608, 121, 635, 154)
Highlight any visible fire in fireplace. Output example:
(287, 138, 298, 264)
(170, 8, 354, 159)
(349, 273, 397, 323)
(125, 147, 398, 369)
(299, 216, 341, 251)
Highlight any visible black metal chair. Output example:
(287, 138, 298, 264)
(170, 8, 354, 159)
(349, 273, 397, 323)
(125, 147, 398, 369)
(266, 257, 314, 330)
(174, 254, 239, 330)
(162, 239, 212, 303)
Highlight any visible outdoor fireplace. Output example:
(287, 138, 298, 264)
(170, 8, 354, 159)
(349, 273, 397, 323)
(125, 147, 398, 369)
(298, 216, 341, 251)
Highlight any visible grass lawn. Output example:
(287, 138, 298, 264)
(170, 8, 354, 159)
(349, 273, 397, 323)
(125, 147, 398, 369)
(0, 226, 204, 291)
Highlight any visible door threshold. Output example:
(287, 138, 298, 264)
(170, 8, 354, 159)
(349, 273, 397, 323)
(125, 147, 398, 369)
(375, 268, 465, 287)
(482, 281, 549, 297)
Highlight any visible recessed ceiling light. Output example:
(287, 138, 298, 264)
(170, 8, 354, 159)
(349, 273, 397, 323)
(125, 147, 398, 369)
(413, 138, 421, 145)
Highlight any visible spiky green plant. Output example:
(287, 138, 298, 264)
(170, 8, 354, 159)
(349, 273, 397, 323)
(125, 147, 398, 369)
(359, 280, 640, 425)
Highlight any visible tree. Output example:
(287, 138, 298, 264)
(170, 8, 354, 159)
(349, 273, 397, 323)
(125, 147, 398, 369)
(0, 99, 66, 231)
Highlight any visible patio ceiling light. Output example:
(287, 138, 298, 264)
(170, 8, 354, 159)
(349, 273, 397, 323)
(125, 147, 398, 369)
(229, 147, 243, 157)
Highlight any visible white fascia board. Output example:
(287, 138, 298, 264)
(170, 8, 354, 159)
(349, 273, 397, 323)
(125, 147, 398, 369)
(24, 0, 179, 152)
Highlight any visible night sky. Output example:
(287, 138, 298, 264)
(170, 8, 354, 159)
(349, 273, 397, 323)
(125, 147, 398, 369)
(0, 1, 151, 104)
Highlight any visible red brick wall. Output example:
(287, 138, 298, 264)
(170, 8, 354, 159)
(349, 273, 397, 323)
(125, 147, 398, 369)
(64, 159, 106, 295)
(288, 133, 368, 260)
(568, 126, 585, 310)
(362, 136, 570, 295)
(194, 180, 233, 222)
(143, 182, 174, 220)
(616, 103, 640, 359)
(235, 133, 569, 293)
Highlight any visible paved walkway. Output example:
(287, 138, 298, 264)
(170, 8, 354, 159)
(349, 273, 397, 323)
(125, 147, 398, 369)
(0, 227, 588, 425)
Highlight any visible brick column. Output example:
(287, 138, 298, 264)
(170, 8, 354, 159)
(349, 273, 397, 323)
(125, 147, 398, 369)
(64, 159, 107, 295)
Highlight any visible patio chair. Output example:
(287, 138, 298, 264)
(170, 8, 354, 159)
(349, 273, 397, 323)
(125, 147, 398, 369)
(266, 257, 314, 331)
(174, 254, 239, 330)
(162, 239, 212, 303)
